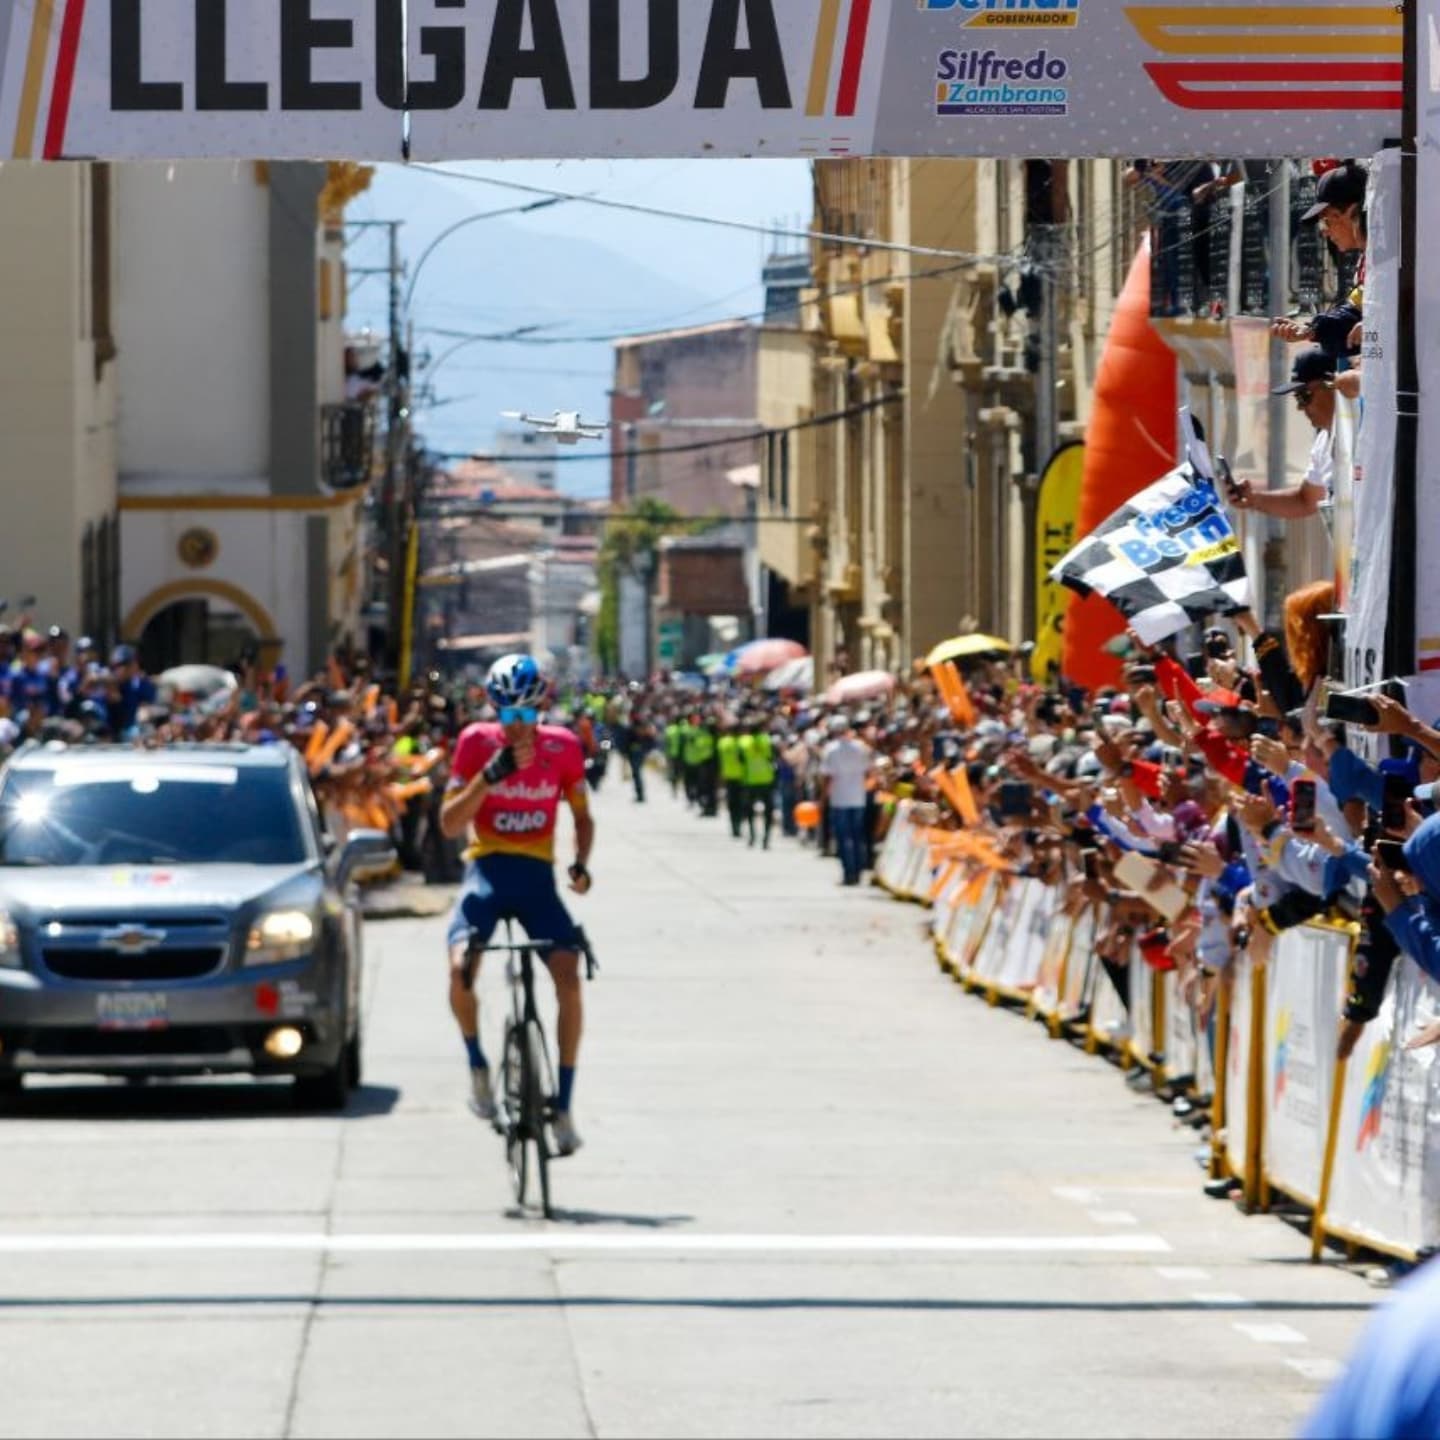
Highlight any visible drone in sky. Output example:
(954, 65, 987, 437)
(501, 410, 610, 446)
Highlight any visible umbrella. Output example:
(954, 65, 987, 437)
(924, 634, 1013, 669)
(825, 670, 897, 706)
(763, 656, 814, 693)
(157, 664, 238, 703)
(733, 638, 808, 677)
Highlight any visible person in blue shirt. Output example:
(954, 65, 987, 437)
(1303, 1257, 1440, 1438)
(1373, 809, 1440, 986)
(9, 635, 59, 717)
(106, 645, 156, 738)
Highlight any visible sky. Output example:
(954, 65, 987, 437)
(344, 160, 813, 498)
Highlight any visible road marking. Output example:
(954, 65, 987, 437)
(1286, 1357, 1344, 1382)
(1234, 1322, 1308, 1345)
(1086, 1210, 1140, 1226)
(0, 1232, 1173, 1257)
(1052, 1186, 1102, 1205)
(1191, 1292, 1253, 1307)
(1155, 1266, 1209, 1280)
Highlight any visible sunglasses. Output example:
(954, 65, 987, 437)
(1293, 388, 1316, 408)
(499, 706, 539, 725)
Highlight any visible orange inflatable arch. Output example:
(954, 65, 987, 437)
(1062, 239, 1178, 691)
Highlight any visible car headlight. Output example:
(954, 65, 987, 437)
(0, 910, 19, 969)
(245, 910, 317, 966)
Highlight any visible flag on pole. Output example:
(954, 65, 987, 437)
(1048, 412, 1250, 646)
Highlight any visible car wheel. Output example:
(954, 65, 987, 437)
(0, 1074, 23, 1110)
(293, 1034, 355, 1112)
(345, 1019, 363, 1089)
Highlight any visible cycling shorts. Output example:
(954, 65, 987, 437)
(446, 852, 581, 956)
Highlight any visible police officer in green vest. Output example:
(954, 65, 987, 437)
(664, 714, 685, 798)
(717, 717, 747, 839)
(687, 712, 719, 818)
(739, 717, 778, 849)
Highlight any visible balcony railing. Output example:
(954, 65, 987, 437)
(1146, 170, 1358, 323)
(322, 402, 377, 491)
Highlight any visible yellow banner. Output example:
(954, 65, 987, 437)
(1032, 442, 1086, 684)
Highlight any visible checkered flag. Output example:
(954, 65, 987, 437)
(1049, 412, 1250, 645)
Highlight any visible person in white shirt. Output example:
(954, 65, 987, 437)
(821, 716, 874, 887)
(1229, 348, 1336, 521)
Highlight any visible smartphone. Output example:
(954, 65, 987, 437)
(1325, 690, 1381, 727)
(1205, 632, 1233, 660)
(1156, 840, 1184, 864)
(1218, 457, 1243, 503)
(1127, 665, 1157, 685)
(1255, 715, 1282, 740)
(999, 781, 1033, 819)
(1382, 771, 1411, 834)
(1374, 838, 1412, 872)
(1290, 777, 1318, 833)
(1082, 851, 1101, 882)
(1184, 653, 1208, 680)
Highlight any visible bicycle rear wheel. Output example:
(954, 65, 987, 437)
(502, 1022, 529, 1206)
(525, 1018, 554, 1219)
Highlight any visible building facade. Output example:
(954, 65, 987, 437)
(767, 158, 1135, 680)
(0, 159, 375, 676)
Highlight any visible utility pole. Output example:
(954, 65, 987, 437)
(1264, 161, 1292, 631)
(345, 218, 407, 676)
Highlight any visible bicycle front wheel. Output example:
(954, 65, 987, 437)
(502, 1022, 529, 1207)
(525, 1018, 554, 1220)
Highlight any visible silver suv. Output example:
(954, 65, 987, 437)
(0, 743, 394, 1107)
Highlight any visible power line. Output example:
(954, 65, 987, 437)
(424, 392, 902, 466)
(410, 163, 1019, 265)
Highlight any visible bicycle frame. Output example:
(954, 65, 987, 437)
(462, 921, 597, 1220)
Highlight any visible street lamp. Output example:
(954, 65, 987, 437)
(402, 196, 567, 319)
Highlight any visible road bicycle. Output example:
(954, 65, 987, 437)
(463, 921, 598, 1220)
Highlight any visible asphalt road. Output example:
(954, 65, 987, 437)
(0, 775, 1377, 1439)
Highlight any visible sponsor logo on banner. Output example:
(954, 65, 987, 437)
(1128, 4, 1402, 112)
(1108, 476, 1236, 571)
(1273, 1007, 1291, 1107)
(1357, 1041, 1391, 1151)
(935, 48, 1069, 115)
(920, 0, 1081, 28)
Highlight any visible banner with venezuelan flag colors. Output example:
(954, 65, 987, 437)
(0, 1, 1406, 162)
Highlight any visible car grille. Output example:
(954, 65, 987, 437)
(39, 947, 226, 983)
(26, 1026, 235, 1058)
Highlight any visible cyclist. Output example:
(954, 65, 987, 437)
(440, 655, 594, 1156)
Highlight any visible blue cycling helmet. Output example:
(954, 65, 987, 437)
(485, 654, 547, 710)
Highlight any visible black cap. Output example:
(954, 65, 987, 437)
(1272, 346, 1335, 395)
(1302, 162, 1367, 224)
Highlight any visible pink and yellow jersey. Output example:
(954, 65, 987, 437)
(449, 723, 588, 863)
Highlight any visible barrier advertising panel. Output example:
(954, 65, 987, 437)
(1325, 964, 1440, 1258)
(0, 1, 1405, 162)
(1262, 924, 1352, 1207)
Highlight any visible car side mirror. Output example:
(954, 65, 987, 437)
(337, 828, 396, 889)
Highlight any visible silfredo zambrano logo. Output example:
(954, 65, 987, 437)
(935, 48, 1069, 116)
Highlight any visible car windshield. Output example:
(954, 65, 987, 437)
(0, 763, 311, 868)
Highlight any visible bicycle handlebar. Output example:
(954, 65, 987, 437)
(463, 926, 599, 982)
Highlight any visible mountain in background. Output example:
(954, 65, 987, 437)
(347, 163, 806, 498)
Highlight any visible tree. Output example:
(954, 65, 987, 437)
(593, 499, 713, 676)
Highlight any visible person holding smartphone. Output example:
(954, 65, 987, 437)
(1373, 807, 1440, 987)
(1227, 349, 1337, 521)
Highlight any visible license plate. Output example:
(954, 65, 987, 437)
(96, 992, 169, 1031)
